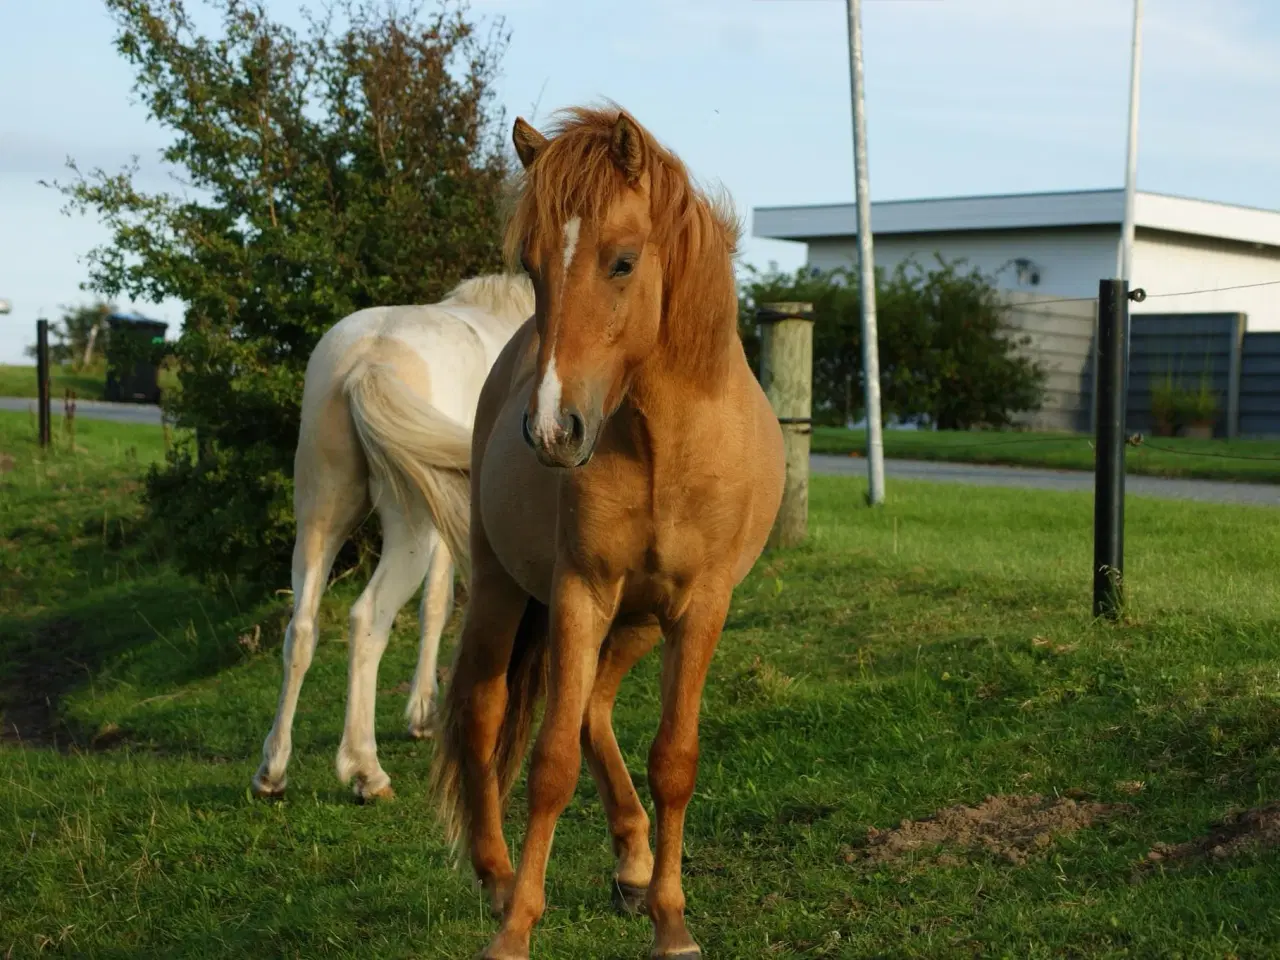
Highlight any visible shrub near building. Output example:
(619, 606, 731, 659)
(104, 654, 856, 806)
(738, 257, 1045, 430)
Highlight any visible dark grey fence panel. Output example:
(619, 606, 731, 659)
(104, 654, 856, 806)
(1126, 313, 1243, 438)
(1240, 331, 1280, 437)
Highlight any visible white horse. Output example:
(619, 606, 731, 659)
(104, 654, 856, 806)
(252, 273, 534, 802)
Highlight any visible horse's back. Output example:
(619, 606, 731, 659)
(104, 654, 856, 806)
(304, 302, 514, 431)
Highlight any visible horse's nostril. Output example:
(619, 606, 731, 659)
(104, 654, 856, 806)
(565, 411, 585, 446)
(521, 411, 535, 449)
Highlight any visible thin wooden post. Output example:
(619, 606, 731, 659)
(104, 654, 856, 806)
(36, 318, 51, 448)
(758, 302, 815, 549)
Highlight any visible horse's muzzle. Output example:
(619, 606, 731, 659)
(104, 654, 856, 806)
(523, 408, 596, 469)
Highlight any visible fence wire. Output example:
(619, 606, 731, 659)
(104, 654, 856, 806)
(1004, 277, 1280, 310)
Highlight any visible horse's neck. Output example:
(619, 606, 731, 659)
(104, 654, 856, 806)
(630, 300, 740, 436)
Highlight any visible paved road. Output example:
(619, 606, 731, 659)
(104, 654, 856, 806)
(5, 397, 1276, 507)
(813, 454, 1280, 508)
(0, 396, 164, 425)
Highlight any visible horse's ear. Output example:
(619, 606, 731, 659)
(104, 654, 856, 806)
(610, 112, 645, 185)
(513, 117, 548, 169)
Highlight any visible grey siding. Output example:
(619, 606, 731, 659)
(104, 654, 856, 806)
(1003, 291, 1096, 432)
(1125, 313, 1243, 438)
(1240, 332, 1280, 437)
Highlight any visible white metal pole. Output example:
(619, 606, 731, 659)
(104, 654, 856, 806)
(1118, 0, 1144, 281)
(846, 0, 885, 505)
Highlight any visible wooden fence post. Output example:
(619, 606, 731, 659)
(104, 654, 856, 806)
(758, 302, 815, 549)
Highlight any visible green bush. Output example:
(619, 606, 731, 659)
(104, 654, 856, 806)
(738, 257, 1045, 430)
(55, 0, 512, 589)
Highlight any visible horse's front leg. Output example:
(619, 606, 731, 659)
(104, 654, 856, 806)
(646, 591, 731, 960)
(480, 572, 612, 960)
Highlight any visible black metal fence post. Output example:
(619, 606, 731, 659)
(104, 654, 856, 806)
(1093, 279, 1129, 619)
(36, 318, 51, 449)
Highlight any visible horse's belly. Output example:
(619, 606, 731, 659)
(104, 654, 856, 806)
(478, 385, 560, 605)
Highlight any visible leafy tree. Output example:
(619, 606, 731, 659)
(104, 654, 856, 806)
(53, 0, 512, 587)
(739, 256, 1045, 430)
(25, 301, 115, 366)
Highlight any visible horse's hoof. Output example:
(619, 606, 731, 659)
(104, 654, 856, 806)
(651, 929, 702, 959)
(405, 698, 436, 740)
(612, 879, 648, 916)
(251, 772, 286, 800)
(355, 783, 396, 804)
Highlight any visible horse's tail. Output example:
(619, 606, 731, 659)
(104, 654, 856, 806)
(344, 358, 472, 580)
(430, 597, 549, 859)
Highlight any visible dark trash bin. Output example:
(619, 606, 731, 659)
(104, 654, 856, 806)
(104, 313, 169, 404)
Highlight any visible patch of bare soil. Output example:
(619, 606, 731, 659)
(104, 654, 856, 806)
(848, 793, 1132, 866)
(1146, 802, 1280, 865)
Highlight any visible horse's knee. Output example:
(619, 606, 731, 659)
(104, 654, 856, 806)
(348, 595, 389, 660)
(285, 617, 317, 672)
(648, 735, 699, 810)
(528, 733, 582, 814)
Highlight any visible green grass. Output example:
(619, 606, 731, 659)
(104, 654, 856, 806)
(0, 361, 179, 401)
(4, 410, 1280, 958)
(813, 425, 1280, 485)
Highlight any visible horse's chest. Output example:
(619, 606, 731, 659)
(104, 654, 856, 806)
(579, 474, 728, 605)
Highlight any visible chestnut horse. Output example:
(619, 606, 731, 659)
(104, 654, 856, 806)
(252, 273, 533, 802)
(430, 106, 784, 959)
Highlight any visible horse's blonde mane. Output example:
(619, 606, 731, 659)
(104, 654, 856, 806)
(443, 273, 535, 324)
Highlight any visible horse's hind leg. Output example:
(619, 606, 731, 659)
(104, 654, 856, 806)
(437, 556, 534, 919)
(252, 504, 351, 798)
(405, 530, 453, 739)
(336, 499, 432, 801)
(582, 622, 661, 915)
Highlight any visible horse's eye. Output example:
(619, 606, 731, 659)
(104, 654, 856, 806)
(610, 257, 635, 278)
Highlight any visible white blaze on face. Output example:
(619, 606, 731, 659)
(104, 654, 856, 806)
(561, 216, 581, 274)
(533, 216, 580, 443)
(534, 354, 562, 442)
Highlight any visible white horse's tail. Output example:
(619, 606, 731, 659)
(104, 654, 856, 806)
(344, 360, 473, 581)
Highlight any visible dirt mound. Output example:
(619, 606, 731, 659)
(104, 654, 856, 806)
(851, 794, 1132, 866)
(1147, 803, 1280, 864)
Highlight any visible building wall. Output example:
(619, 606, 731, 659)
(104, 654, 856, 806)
(1003, 291, 1097, 433)
(803, 225, 1119, 300)
(803, 226, 1280, 333)
(1132, 229, 1280, 332)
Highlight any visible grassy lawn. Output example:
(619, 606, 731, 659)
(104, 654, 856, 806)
(4, 411, 1280, 957)
(814, 425, 1280, 485)
(0, 361, 179, 402)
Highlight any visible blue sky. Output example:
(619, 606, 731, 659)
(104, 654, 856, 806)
(2, 0, 1279, 363)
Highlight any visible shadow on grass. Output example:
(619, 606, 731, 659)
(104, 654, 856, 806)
(0, 571, 275, 750)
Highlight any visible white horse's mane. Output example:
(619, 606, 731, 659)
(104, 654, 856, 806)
(443, 273, 534, 324)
